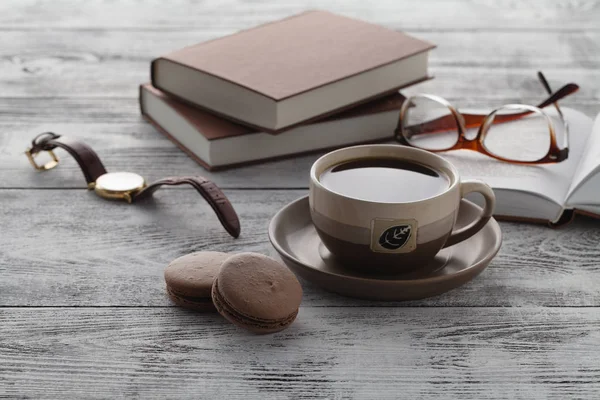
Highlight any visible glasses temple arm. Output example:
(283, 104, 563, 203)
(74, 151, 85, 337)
(537, 71, 553, 94)
(538, 72, 569, 150)
(538, 71, 565, 119)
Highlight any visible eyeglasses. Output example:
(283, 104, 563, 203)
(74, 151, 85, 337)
(394, 72, 577, 164)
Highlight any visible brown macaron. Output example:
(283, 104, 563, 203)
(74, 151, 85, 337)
(164, 251, 230, 311)
(212, 252, 303, 334)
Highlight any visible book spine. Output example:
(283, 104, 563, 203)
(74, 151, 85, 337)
(149, 58, 164, 94)
(137, 84, 146, 116)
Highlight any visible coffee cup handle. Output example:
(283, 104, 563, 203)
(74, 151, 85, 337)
(443, 180, 496, 248)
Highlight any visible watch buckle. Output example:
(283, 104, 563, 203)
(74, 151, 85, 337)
(25, 148, 59, 171)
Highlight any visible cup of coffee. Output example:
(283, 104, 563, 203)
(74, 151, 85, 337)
(309, 144, 495, 272)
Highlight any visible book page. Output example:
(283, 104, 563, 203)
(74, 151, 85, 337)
(439, 108, 591, 206)
(565, 113, 600, 204)
(575, 204, 600, 216)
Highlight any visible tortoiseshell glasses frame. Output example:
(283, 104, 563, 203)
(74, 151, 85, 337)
(394, 72, 577, 164)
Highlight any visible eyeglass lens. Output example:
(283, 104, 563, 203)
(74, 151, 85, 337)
(481, 107, 552, 162)
(402, 97, 459, 151)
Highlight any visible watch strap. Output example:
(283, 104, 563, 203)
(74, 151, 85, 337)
(27, 132, 107, 185)
(134, 176, 241, 238)
(27, 134, 241, 238)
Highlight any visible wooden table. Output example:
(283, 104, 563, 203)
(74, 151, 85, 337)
(1, 1, 599, 398)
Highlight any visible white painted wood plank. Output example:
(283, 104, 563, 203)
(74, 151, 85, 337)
(1, 0, 598, 31)
(1, 189, 600, 307)
(1, 307, 599, 399)
(1, 1, 600, 398)
(0, 30, 598, 98)
(2, 122, 326, 189)
(1, 94, 597, 190)
(1, 30, 597, 67)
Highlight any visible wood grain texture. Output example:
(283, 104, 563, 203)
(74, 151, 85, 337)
(1, 307, 600, 399)
(2, 30, 598, 69)
(2, 99, 598, 189)
(1, 122, 327, 188)
(2, 0, 600, 397)
(1, 0, 599, 31)
(1, 189, 600, 307)
(1, 29, 598, 98)
(1, 22, 595, 96)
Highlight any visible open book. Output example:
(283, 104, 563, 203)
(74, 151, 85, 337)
(439, 108, 599, 224)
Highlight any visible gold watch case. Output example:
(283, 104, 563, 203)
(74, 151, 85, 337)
(91, 172, 146, 203)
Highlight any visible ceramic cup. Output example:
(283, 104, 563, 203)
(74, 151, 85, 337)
(309, 144, 495, 272)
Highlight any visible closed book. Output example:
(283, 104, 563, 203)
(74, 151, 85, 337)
(151, 10, 433, 132)
(139, 83, 405, 170)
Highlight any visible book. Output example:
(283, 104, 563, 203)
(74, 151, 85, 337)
(439, 107, 600, 224)
(139, 83, 405, 170)
(151, 10, 434, 133)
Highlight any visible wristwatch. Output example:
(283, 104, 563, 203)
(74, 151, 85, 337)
(25, 132, 241, 238)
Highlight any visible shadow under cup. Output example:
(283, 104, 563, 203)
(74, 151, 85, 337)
(309, 144, 495, 273)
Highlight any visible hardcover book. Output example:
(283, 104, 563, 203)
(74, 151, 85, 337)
(151, 10, 434, 132)
(139, 84, 406, 170)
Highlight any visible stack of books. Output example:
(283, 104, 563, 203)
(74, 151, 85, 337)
(139, 10, 435, 170)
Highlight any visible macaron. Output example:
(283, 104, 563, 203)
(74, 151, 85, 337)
(164, 251, 230, 311)
(212, 252, 303, 334)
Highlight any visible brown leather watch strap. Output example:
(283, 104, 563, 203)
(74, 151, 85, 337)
(134, 176, 241, 238)
(27, 134, 241, 237)
(28, 132, 107, 185)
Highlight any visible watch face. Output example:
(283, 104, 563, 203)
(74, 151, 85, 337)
(94, 172, 146, 202)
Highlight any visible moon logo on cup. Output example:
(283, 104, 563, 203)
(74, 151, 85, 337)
(378, 225, 412, 250)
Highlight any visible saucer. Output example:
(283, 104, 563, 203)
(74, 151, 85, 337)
(268, 196, 502, 301)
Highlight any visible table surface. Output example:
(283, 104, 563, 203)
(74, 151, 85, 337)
(1, 1, 600, 398)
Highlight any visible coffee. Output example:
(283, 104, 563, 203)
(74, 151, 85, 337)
(319, 158, 450, 203)
(310, 145, 495, 272)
